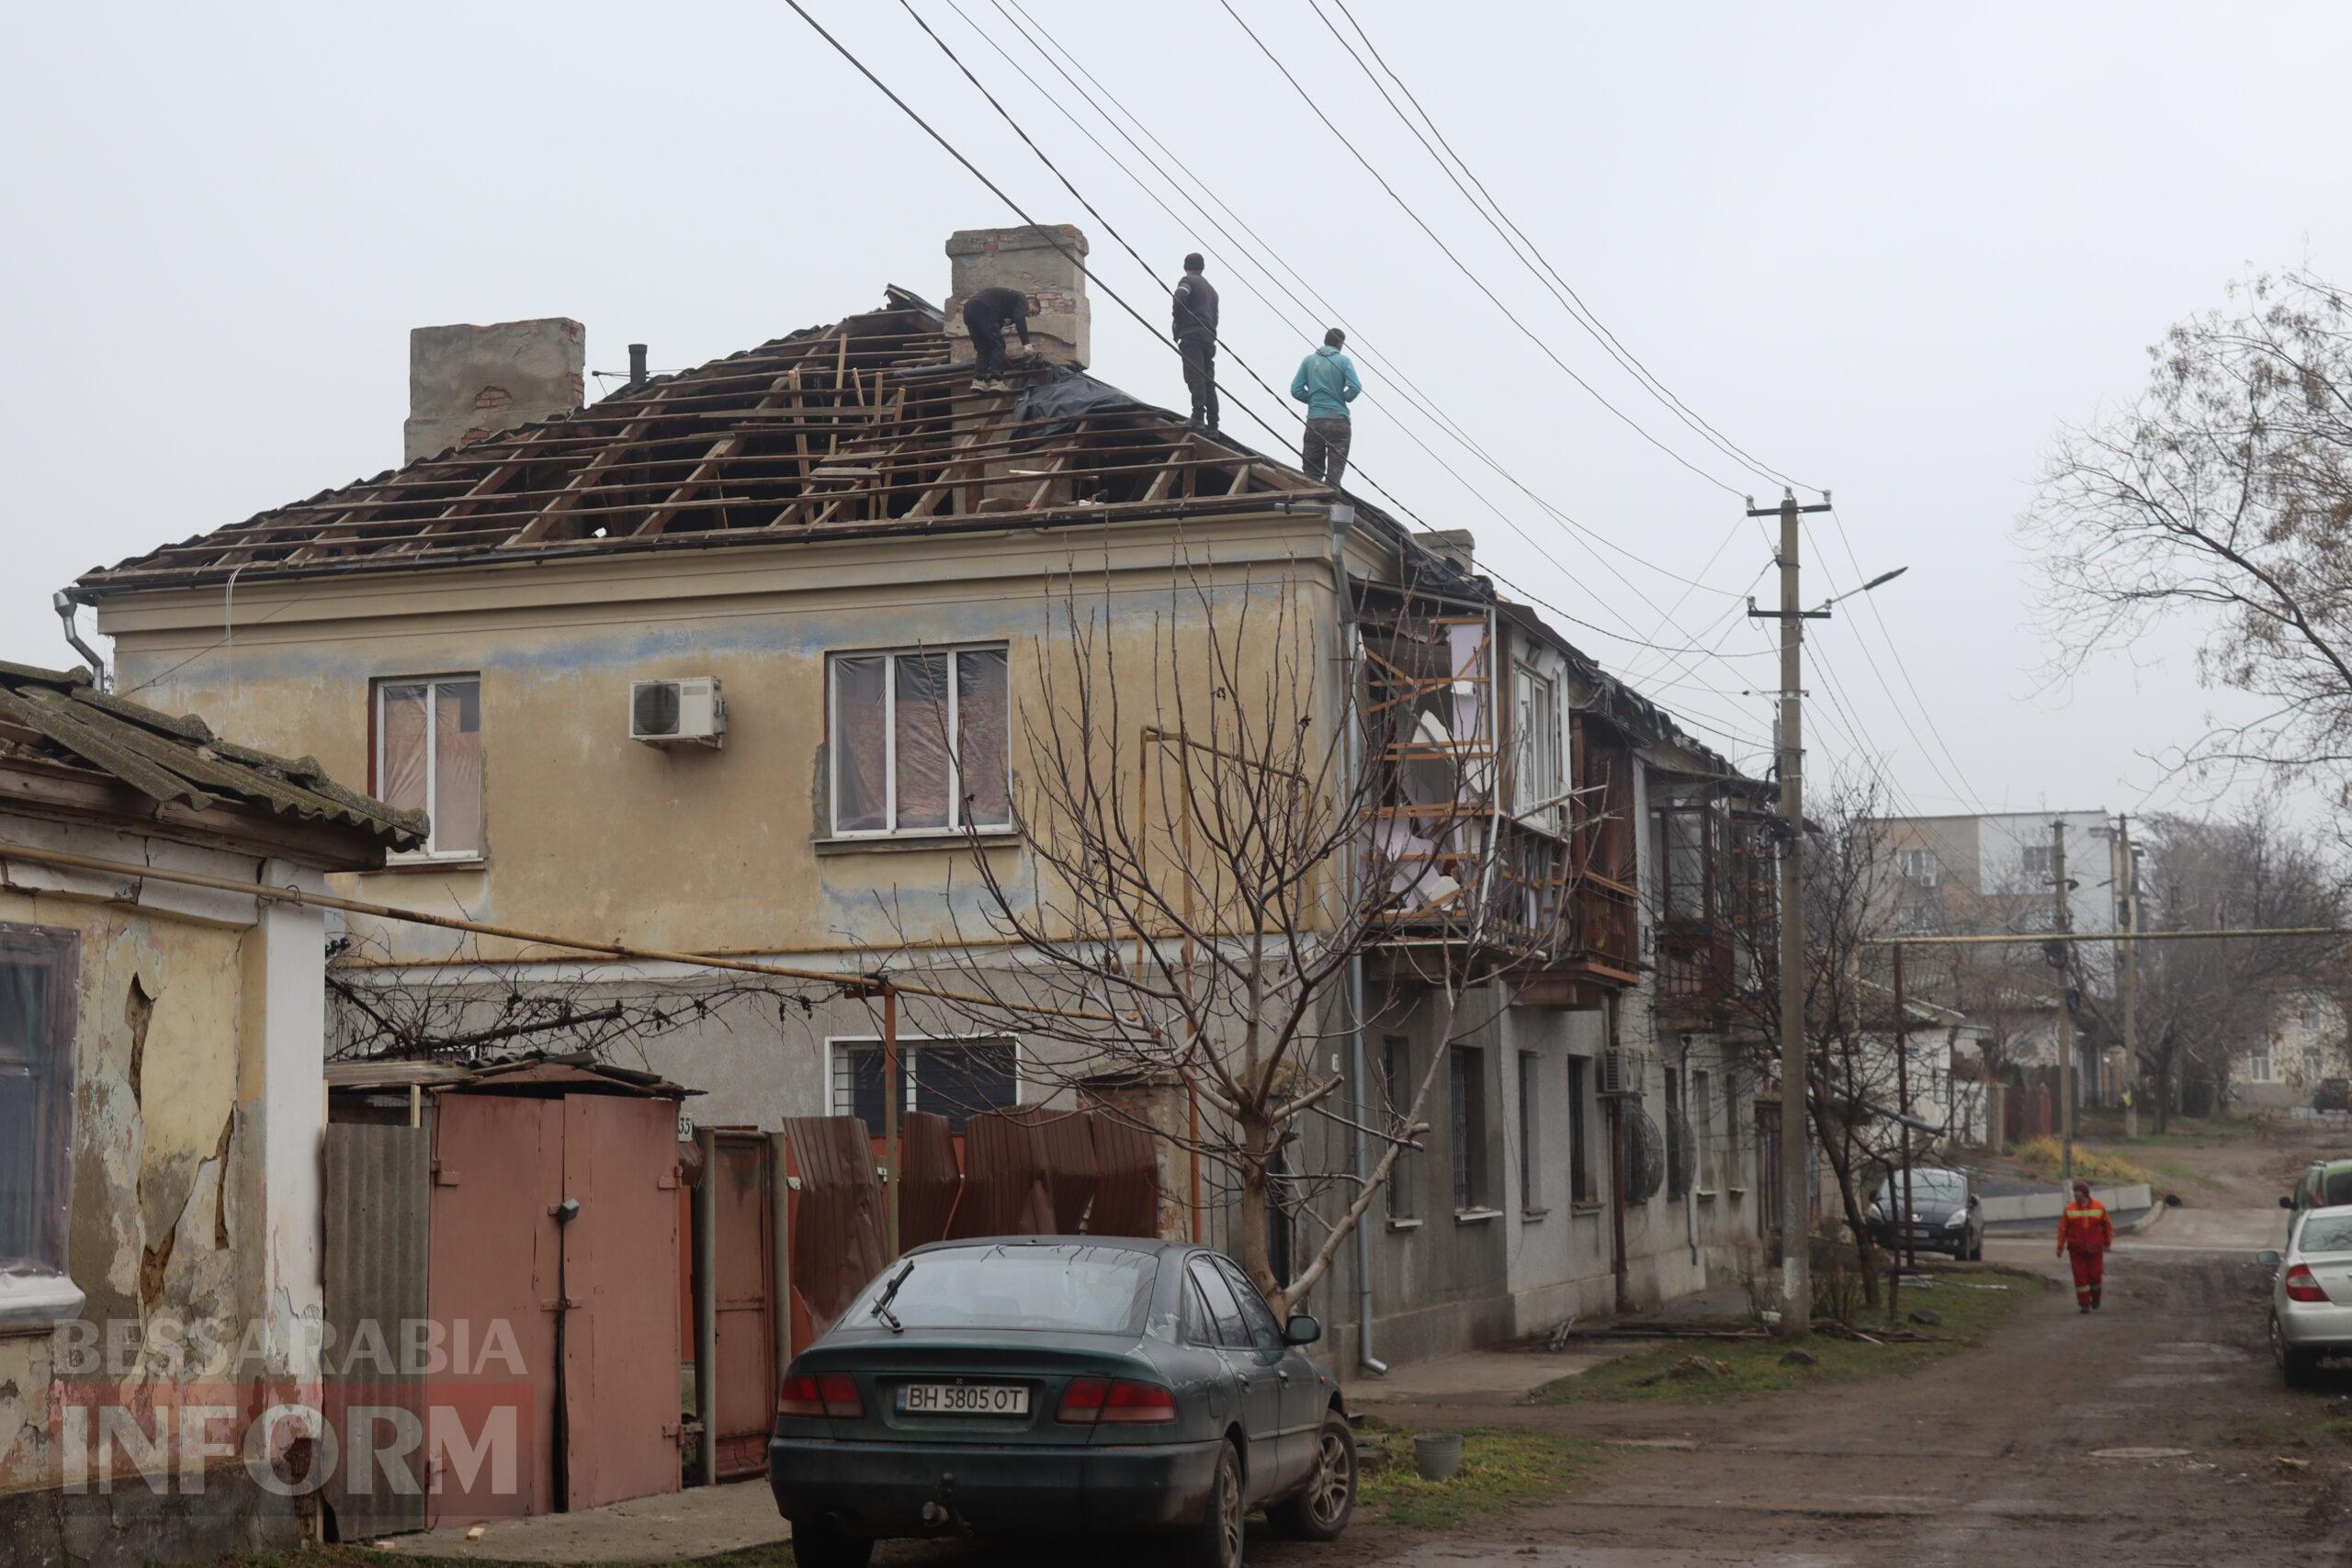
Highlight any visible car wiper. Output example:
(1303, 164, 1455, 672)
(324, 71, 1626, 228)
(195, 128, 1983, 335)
(870, 1260, 914, 1335)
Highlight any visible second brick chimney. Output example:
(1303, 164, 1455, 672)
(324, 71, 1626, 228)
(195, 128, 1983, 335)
(404, 318, 585, 464)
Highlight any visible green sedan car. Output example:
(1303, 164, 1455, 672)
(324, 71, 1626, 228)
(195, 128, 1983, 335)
(767, 1236, 1355, 1568)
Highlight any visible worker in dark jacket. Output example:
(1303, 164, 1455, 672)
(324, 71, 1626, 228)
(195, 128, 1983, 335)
(962, 287, 1035, 391)
(1171, 253, 1220, 430)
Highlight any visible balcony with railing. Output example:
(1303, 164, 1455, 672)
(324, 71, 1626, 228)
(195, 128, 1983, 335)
(1654, 794, 1777, 1021)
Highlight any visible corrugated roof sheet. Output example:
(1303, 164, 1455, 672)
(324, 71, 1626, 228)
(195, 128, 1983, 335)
(0, 660, 426, 850)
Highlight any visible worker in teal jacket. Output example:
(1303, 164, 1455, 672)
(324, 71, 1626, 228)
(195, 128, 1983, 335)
(1291, 328, 1362, 487)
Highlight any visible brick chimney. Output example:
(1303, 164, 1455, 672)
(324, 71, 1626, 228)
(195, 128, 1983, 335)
(403, 318, 585, 464)
(1419, 529, 1477, 573)
(944, 226, 1091, 368)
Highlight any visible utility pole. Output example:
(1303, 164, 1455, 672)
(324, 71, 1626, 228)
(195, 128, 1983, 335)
(1894, 943, 1915, 1272)
(2051, 820, 2074, 1185)
(1747, 488, 1833, 1336)
(2119, 815, 2141, 1139)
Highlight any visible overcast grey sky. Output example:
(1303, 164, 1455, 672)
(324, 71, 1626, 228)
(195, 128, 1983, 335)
(5, 1, 2345, 824)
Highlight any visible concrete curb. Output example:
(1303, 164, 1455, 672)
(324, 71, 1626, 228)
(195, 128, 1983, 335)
(2121, 1197, 2171, 1235)
(1980, 1182, 2152, 1224)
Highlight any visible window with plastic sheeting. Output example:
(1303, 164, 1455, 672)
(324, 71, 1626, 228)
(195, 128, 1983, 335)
(0, 924, 78, 1309)
(827, 646, 1011, 835)
(374, 676, 483, 859)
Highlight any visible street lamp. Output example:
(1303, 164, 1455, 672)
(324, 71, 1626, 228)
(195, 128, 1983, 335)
(1812, 565, 1908, 615)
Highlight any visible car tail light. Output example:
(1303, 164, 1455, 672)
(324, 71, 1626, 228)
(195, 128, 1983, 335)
(776, 1372, 865, 1418)
(2285, 1264, 2330, 1303)
(1057, 1377, 1174, 1425)
(777, 1374, 825, 1418)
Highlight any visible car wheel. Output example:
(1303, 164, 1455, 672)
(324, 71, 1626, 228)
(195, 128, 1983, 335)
(1180, 1440, 1246, 1568)
(790, 1517, 873, 1568)
(2273, 1315, 2320, 1390)
(1269, 1412, 1356, 1541)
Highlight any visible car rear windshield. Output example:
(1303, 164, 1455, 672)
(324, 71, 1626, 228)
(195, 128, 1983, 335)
(845, 1244, 1158, 1336)
(2302, 1215, 2352, 1254)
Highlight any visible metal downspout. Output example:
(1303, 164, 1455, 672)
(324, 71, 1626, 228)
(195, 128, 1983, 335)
(1331, 505, 1386, 1376)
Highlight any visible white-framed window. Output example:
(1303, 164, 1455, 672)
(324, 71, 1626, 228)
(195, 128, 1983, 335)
(1450, 1045, 1492, 1213)
(374, 676, 483, 860)
(1694, 1067, 1717, 1191)
(1517, 1051, 1543, 1212)
(2020, 843, 2052, 881)
(1512, 664, 1564, 825)
(828, 646, 1012, 836)
(2245, 1044, 2276, 1084)
(1383, 1034, 1416, 1220)
(1897, 847, 1937, 882)
(828, 1035, 1020, 1134)
(1566, 1055, 1594, 1203)
(0, 922, 84, 1329)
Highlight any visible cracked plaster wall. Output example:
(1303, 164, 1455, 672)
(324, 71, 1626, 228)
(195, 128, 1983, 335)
(0, 888, 252, 1498)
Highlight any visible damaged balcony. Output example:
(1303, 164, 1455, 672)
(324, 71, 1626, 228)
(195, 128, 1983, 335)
(1653, 780, 1780, 1023)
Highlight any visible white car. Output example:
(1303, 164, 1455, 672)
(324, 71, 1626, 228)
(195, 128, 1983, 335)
(2257, 1202, 2352, 1387)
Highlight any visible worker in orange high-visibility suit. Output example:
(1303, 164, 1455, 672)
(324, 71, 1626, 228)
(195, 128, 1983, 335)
(2056, 1179, 2114, 1313)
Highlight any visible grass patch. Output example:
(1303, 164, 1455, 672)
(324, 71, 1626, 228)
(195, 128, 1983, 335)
(1529, 1266, 2041, 1406)
(2011, 1137, 2154, 1188)
(1358, 1423, 1596, 1529)
(205, 1547, 791, 1568)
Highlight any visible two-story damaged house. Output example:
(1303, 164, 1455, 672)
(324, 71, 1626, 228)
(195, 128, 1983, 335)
(71, 225, 1780, 1370)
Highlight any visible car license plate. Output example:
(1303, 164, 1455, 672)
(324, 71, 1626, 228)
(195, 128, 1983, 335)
(898, 1382, 1029, 1416)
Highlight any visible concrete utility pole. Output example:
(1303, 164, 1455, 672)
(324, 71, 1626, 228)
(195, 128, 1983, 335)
(2052, 820, 2074, 1184)
(1747, 488, 1833, 1336)
(2118, 815, 2141, 1139)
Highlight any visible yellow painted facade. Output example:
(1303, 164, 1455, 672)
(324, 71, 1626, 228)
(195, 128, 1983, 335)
(97, 513, 1376, 964)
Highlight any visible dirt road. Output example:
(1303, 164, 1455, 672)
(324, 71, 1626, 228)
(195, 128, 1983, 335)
(851, 1129, 2346, 1568)
(1370, 1126, 2352, 1568)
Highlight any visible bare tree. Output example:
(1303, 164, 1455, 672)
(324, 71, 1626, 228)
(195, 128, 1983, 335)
(1726, 778, 1916, 1309)
(876, 555, 1573, 1311)
(326, 928, 843, 1069)
(2025, 269, 2352, 804)
(2070, 806, 2349, 1129)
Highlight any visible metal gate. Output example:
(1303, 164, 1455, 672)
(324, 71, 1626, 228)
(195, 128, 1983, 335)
(430, 1092, 681, 1520)
(705, 1132, 777, 1482)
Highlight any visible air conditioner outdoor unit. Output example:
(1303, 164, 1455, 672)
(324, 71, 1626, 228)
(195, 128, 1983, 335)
(1599, 1046, 1647, 1099)
(630, 677, 725, 748)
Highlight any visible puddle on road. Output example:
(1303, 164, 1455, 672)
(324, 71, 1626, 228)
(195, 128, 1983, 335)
(2146, 1340, 2249, 1362)
(2089, 1446, 2194, 1461)
(2115, 1371, 2231, 1388)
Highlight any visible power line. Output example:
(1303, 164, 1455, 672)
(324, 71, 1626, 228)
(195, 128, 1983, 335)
(969, 0, 1752, 604)
(1313, 0, 1815, 495)
(797, 1, 1772, 752)
(1826, 506, 1992, 814)
(910, 0, 1777, 721)
(1214, 0, 1751, 500)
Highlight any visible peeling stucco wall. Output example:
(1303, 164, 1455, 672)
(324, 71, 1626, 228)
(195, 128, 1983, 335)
(0, 888, 250, 1498)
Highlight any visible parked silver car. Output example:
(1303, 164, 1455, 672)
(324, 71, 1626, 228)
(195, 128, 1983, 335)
(2256, 1202, 2352, 1387)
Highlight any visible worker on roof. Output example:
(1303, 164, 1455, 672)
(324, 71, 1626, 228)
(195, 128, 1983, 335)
(1171, 253, 1220, 431)
(1291, 328, 1362, 489)
(2056, 1178, 2114, 1313)
(963, 286, 1035, 393)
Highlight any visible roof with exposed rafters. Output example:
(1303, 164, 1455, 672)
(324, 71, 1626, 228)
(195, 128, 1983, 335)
(73, 287, 1351, 597)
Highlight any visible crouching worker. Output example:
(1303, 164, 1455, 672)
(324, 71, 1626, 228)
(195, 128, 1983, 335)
(963, 286, 1035, 391)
